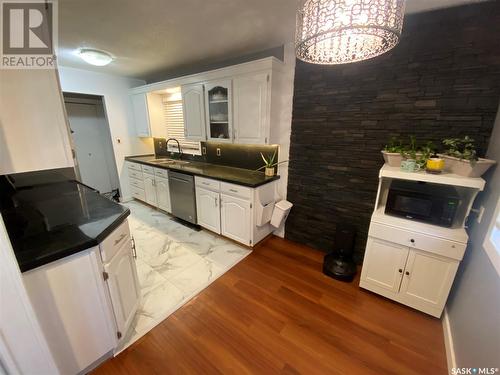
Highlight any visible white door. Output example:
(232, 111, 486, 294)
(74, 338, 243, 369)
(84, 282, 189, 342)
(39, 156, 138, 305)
(221, 194, 251, 245)
(182, 84, 206, 141)
(131, 93, 151, 137)
(143, 174, 158, 207)
(360, 237, 409, 293)
(196, 187, 221, 233)
(204, 79, 233, 143)
(66, 102, 116, 193)
(399, 249, 458, 314)
(233, 72, 269, 144)
(104, 242, 141, 342)
(156, 176, 171, 213)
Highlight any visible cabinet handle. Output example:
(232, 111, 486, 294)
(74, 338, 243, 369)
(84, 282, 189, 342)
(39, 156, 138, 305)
(405, 271, 410, 276)
(410, 238, 415, 243)
(215, 197, 218, 207)
(229, 189, 238, 193)
(114, 233, 127, 246)
(131, 237, 137, 259)
(398, 269, 403, 273)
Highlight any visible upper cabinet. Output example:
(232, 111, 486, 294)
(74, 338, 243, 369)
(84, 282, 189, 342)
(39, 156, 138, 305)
(181, 83, 206, 141)
(131, 93, 151, 137)
(129, 57, 283, 145)
(233, 72, 269, 144)
(204, 80, 233, 143)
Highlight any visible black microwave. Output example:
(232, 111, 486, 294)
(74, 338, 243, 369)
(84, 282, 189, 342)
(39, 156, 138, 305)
(385, 180, 460, 227)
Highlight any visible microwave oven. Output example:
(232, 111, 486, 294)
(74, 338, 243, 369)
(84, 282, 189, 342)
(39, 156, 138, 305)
(385, 180, 460, 227)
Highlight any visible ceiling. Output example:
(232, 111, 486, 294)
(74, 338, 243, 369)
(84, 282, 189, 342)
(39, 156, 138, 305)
(57, 0, 485, 81)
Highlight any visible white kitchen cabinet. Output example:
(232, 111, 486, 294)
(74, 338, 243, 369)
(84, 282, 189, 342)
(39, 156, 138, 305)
(22, 248, 117, 375)
(204, 79, 233, 142)
(196, 186, 221, 233)
(221, 194, 252, 246)
(399, 250, 458, 313)
(131, 93, 151, 137)
(103, 241, 141, 343)
(143, 173, 158, 207)
(156, 176, 171, 213)
(360, 229, 462, 317)
(233, 72, 270, 144)
(360, 237, 409, 294)
(182, 83, 206, 141)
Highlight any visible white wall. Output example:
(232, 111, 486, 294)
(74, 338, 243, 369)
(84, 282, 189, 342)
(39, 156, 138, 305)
(0, 69, 74, 174)
(274, 42, 296, 237)
(58, 67, 153, 200)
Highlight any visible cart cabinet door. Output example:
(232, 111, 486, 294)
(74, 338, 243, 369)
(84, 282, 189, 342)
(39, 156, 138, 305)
(360, 237, 409, 293)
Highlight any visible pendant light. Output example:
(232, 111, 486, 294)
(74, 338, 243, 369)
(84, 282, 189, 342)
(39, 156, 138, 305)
(295, 0, 405, 64)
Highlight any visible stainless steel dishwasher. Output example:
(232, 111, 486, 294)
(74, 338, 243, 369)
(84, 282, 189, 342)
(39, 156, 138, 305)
(168, 171, 197, 224)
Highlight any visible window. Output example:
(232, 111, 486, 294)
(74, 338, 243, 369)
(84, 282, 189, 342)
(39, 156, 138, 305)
(483, 197, 500, 275)
(162, 99, 201, 154)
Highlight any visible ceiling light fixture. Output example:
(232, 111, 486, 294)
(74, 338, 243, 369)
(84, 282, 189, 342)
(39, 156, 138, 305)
(295, 0, 406, 65)
(78, 48, 114, 66)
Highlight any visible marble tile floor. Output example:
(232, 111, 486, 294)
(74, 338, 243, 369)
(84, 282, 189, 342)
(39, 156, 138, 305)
(116, 200, 251, 353)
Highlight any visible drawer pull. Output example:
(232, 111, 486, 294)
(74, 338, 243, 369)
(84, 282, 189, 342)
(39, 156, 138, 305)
(114, 233, 127, 245)
(398, 269, 403, 273)
(405, 271, 410, 276)
(229, 189, 238, 193)
(203, 182, 210, 185)
(410, 239, 415, 243)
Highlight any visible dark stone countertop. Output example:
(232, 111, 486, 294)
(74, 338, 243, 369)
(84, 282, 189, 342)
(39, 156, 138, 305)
(125, 155, 280, 188)
(1, 180, 130, 272)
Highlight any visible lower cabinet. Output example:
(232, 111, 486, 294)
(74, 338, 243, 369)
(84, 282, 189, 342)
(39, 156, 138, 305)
(103, 241, 141, 343)
(143, 173, 158, 207)
(155, 176, 171, 213)
(221, 193, 252, 246)
(360, 234, 459, 317)
(196, 186, 221, 233)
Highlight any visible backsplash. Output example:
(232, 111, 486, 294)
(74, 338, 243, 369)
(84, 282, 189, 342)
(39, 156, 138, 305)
(153, 138, 279, 171)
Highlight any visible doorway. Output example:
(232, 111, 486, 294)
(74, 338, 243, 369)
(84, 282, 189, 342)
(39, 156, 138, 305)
(63, 93, 120, 197)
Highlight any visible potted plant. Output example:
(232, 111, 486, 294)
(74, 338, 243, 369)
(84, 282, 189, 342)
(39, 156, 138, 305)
(258, 150, 287, 177)
(441, 136, 496, 177)
(382, 137, 404, 167)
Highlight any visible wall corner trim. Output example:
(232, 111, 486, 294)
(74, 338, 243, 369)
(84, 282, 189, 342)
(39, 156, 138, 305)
(442, 307, 457, 372)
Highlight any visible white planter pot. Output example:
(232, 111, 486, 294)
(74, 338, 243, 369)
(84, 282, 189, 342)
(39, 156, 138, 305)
(440, 154, 496, 178)
(265, 167, 275, 177)
(381, 151, 402, 167)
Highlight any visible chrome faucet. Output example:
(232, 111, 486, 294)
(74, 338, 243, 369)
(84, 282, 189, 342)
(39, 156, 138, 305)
(166, 138, 183, 160)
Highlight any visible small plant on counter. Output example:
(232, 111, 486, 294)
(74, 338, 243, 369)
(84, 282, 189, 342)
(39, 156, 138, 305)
(400, 135, 419, 160)
(381, 137, 404, 167)
(440, 136, 495, 177)
(258, 150, 288, 177)
(417, 141, 436, 169)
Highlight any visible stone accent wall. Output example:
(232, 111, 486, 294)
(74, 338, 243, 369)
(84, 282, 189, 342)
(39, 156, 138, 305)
(285, 2, 500, 262)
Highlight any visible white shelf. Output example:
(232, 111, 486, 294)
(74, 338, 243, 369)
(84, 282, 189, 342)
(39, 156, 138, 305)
(372, 207, 468, 243)
(380, 164, 485, 190)
(209, 99, 228, 104)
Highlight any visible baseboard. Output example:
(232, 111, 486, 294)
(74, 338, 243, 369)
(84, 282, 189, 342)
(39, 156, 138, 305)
(442, 307, 457, 371)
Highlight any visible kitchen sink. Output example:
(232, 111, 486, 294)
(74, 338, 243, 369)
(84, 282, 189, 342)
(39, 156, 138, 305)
(147, 158, 189, 165)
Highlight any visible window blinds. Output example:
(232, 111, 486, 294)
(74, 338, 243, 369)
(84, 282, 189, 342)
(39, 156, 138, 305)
(162, 99, 200, 152)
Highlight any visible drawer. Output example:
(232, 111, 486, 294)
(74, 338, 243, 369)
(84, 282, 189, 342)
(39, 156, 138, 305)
(195, 176, 220, 191)
(129, 177, 144, 189)
(220, 182, 252, 200)
(128, 168, 143, 180)
(369, 222, 466, 260)
(154, 168, 169, 179)
(100, 219, 131, 263)
(130, 186, 146, 201)
(142, 165, 154, 175)
(128, 162, 142, 171)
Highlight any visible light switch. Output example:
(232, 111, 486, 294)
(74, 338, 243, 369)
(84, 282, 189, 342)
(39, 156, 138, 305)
(216, 148, 221, 157)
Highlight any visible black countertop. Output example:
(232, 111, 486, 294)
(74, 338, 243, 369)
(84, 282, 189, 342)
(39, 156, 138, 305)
(1, 179, 129, 272)
(125, 155, 280, 188)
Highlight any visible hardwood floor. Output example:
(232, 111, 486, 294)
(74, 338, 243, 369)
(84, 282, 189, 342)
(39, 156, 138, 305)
(93, 236, 448, 375)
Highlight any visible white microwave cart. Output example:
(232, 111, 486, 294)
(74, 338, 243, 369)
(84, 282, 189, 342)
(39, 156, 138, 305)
(359, 164, 485, 318)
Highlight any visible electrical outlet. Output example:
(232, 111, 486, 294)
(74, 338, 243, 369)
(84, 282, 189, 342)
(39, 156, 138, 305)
(202, 146, 207, 155)
(216, 148, 221, 157)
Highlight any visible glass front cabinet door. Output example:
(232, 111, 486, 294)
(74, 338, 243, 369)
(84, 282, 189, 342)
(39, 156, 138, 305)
(204, 80, 233, 142)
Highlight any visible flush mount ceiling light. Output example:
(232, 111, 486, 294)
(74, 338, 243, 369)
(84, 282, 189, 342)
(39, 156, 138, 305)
(295, 0, 405, 64)
(78, 48, 114, 66)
